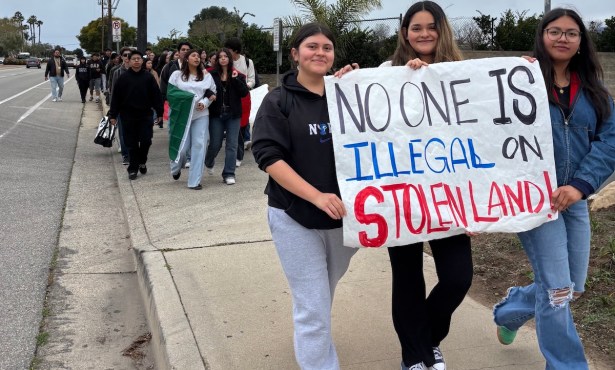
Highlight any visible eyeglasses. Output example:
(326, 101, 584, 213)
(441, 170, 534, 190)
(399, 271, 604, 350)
(122, 53, 130, 57)
(180, 48, 190, 52)
(544, 28, 581, 42)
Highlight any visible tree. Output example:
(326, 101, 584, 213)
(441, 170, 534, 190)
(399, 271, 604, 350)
(493, 10, 540, 51)
(284, 0, 383, 62)
(0, 17, 23, 55)
(595, 16, 615, 52)
(27, 15, 37, 45)
(472, 12, 497, 50)
(12, 11, 25, 48)
(36, 20, 43, 44)
(187, 6, 242, 42)
(77, 17, 136, 54)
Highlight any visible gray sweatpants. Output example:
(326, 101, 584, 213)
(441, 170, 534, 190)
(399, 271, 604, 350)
(268, 207, 358, 370)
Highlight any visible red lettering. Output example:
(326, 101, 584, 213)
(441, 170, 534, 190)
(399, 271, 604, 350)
(543, 171, 554, 209)
(504, 182, 525, 216)
(354, 186, 388, 247)
(381, 184, 407, 239)
(469, 181, 499, 222)
(443, 184, 468, 227)
(524, 180, 545, 213)
(488, 181, 509, 216)
(403, 184, 427, 234)
(429, 183, 452, 232)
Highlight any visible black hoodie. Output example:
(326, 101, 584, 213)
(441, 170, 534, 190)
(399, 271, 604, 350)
(252, 70, 341, 230)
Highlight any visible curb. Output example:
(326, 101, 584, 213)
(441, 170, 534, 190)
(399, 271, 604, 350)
(102, 99, 205, 369)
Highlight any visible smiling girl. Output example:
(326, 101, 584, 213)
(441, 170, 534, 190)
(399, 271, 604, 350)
(252, 23, 358, 370)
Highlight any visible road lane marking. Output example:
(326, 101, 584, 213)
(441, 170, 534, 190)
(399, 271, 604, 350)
(0, 76, 74, 140)
(0, 75, 73, 105)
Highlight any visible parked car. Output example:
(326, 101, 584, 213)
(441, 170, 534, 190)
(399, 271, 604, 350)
(0, 57, 4, 65)
(64, 56, 77, 68)
(26, 57, 41, 68)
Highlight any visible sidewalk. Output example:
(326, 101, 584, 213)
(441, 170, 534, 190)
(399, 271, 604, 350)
(96, 103, 598, 369)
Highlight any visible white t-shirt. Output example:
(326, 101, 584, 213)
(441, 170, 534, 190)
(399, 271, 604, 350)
(232, 55, 256, 89)
(168, 70, 216, 120)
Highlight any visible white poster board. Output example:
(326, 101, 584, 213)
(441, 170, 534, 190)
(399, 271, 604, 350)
(324, 57, 557, 248)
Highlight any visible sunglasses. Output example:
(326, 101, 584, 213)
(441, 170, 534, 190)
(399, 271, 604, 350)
(123, 53, 130, 57)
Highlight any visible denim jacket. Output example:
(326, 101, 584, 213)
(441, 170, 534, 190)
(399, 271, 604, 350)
(550, 88, 615, 196)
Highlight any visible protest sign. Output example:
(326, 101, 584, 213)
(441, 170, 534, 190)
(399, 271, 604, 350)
(324, 57, 557, 248)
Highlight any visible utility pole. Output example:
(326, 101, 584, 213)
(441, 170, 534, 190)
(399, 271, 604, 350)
(137, 0, 147, 51)
(107, 0, 113, 49)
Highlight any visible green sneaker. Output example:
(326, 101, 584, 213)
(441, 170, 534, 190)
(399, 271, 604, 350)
(497, 325, 517, 345)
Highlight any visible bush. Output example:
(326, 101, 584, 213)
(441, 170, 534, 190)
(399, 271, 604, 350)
(2, 57, 26, 65)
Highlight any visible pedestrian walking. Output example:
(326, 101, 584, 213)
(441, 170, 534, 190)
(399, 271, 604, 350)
(75, 56, 90, 103)
(493, 8, 615, 370)
(203, 48, 249, 185)
(108, 50, 164, 180)
(167, 49, 216, 190)
(44, 49, 70, 102)
(87, 52, 103, 102)
(251, 22, 358, 370)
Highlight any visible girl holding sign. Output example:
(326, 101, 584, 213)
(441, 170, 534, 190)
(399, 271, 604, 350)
(493, 8, 615, 370)
(380, 2, 472, 369)
(251, 23, 358, 370)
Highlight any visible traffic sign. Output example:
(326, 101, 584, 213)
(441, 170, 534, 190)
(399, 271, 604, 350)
(112, 20, 121, 36)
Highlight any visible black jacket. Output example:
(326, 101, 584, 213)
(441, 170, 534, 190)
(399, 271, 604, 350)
(45, 57, 69, 78)
(159, 60, 180, 101)
(108, 68, 163, 120)
(208, 69, 249, 119)
(252, 70, 341, 229)
(75, 62, 90, 83)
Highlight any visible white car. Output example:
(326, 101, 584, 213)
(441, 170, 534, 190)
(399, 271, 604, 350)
(0, 57, 4, 65)
(65, 56, 77, 68)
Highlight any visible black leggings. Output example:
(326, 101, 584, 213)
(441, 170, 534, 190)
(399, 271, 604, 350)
(388, 234, 473, 367)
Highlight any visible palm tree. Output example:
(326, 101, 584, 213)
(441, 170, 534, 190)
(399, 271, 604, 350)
(27, 15, 37, 45)
(285, 0, 382, 60)
(12, 11, 25, 46)
(36, 20, 43, 44)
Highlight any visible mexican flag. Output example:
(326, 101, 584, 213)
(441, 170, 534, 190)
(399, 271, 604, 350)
(167, 83, 196, 163)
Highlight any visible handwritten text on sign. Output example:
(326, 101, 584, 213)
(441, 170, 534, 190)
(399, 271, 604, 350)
(324, 57, 557, 248)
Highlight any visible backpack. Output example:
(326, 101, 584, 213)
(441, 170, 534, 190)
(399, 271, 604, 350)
(246, 58, 261, 88)
(278, 84, 294, 118)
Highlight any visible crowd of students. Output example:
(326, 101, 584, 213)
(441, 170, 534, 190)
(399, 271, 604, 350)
(90, 2, 615, 369)
(103, 37, 258, 187)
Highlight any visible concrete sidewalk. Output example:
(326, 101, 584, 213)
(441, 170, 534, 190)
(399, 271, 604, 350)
(94, 104, 603, 369)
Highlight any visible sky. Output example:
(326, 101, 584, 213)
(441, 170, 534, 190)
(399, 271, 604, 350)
(2, 0, 614, 50)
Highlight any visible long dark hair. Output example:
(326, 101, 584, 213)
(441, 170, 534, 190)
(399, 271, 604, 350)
(180, 49, 204, 81)
(214, 48, 234, 80)
(391, 1, 462, 66)
(155, 51, 167, 74)
(534, 8, 612, 124)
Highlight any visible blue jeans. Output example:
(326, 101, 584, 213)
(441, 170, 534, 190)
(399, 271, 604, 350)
(493, 200, 590, 370)
(49, 76, 64, 99)
(170, 115, 209, 187)
(205, 113, 240, 180)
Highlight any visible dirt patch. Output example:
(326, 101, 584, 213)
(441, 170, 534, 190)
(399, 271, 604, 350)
(122, 332, 155, 369)
(465, 204, 615, 365)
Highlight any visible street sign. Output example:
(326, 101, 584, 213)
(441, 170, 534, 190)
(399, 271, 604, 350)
(112, 20, 121, 43)
(273, 18, 281, 52)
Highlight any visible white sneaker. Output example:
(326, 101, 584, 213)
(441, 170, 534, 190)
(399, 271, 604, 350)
(206, 167, 214, 175)
(428, 347, 446, 370)
(401, 361, 427, 370)
(117, 146, 122, 153)
(57, 97, 62, 101)
(185, 161, 191, 168)
(52, 98, 57, 102)
(244, 140, 252, 150)
(236, 160, 241, 167)
(224, 177, 236, 185)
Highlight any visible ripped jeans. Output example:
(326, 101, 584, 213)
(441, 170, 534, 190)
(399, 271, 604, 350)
(493, 200, 590, 369)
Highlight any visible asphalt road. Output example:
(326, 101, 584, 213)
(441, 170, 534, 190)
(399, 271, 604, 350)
(0, 65, 83, 369)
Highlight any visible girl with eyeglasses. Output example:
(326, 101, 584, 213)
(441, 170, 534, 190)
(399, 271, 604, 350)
(493, 8, 615, 370)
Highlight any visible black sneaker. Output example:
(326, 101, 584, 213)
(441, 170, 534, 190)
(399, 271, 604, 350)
(89, 96, 93, 101)
(188, 184, 202, 190)
(139, 164, 147, 174)
(172, 170, 181, 180)
(122, 157, 129, 165)
(128, 171, 138, 180)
